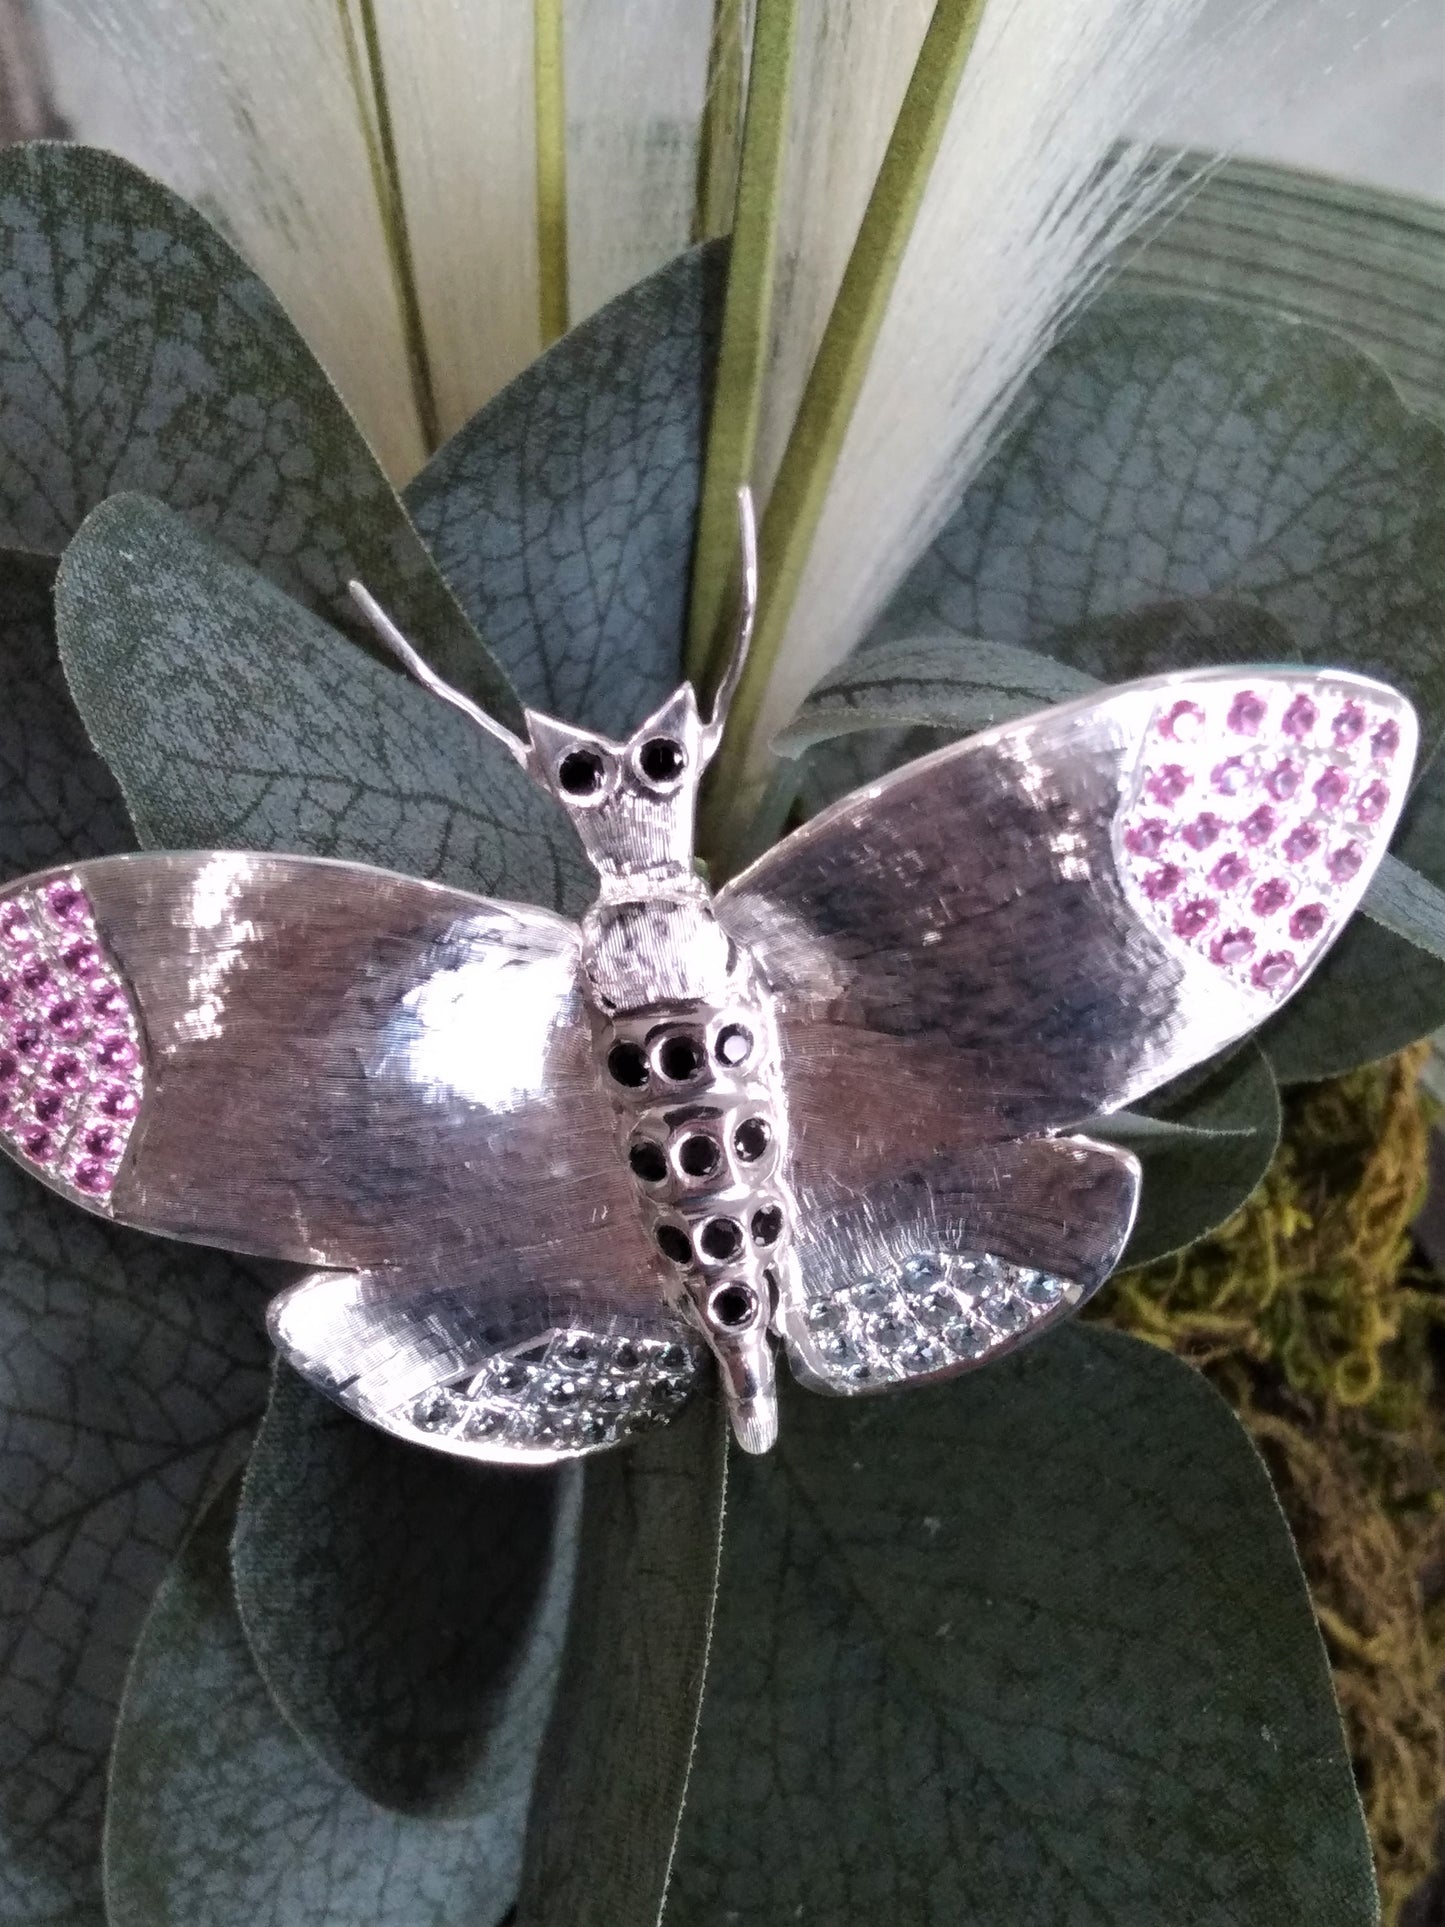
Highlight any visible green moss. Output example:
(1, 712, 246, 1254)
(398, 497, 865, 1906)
(1092, 1045, 1445, 1922)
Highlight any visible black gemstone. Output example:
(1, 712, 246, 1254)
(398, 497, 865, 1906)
(608, 1041, 648, 1087)
(659, 1034, 705, 1082)
(715, 1023, 752, 1067)
(751, 1204, 783, 1247)
(629, 1139, 668, 1183)
(558, 747, 606, 795)
(734, 1116, 771, 1162)
(678, 1132, 720, 1178)
(708, 1284, 757, 1331)
(613, 1341, 639, 1371)
(699, 1217, 743, 1262)
(638, 736, 686, 784)
(656, 1223, 692, 1265)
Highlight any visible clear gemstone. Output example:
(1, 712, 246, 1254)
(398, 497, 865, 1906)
(900, 1253, 947, 1290)
(947, 1317, 990, 1360)
(992, 1298, 1027, 1334)
(805, 1297, 844, 1332)
(854, 1276, 895, 1315)
(415, 1390, 461, 1432)
(916, 1286, 961, 1331)
(1023, 1273, 1063, 1307)
(866, 1311, 911, 1353)
(900, 1338, 946, 1375)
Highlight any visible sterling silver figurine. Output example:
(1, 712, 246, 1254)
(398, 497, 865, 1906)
(0, 493, 1417, 1459)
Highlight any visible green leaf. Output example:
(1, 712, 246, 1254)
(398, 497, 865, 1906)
(54, 493, 589, 912)
(1123, 159, 1445, 425)
(1109, 1043, 1282, 1269)
(881, 291, 1445, 1079)
(0, 142, 514, 719)
(405, 244, 726, 737)
(662, 1331, 1375, 1926)
(105, 1477, 521, 1927)
(517, 1390, 728, 1927)
(233, 1366, 576, 1817)
(0, 546, 269, 1924)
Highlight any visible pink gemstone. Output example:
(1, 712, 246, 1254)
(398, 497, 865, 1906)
(1265, 761, 1300, 801)
(1252, 878, 1293, 917)
(1125, 818, 1169, 858)
(1290, 903, 1328, 942)
(1211, 927, 1255, 967)
(1372, 719, 1400, 762)
(46, 996, 84, 1037)
(21, 1126, 55, 1164)
(32, 1089, 64, 1125)
(1327, 842, 1363, 884)
(73, 1159, 111, 1194)
(1332, 702, 1366, 746)
(44, 880, 87, 924)
(90, 984, 126, 1020)
(48, 1051, 82, 1087)
(1228, 690, 1267, 735)
(20, 958, 50, 993)
(1355, 780, 1390, 824)
(83, 1121, 120, 1159)
(1282, 824, 1320, 863)
(0, 978, 11, 1013)
(1210, 852, 1251, 891)
(1162, 699, 1205, 742)
(0, 1092, 10, 1123)
(0, 1051, 17, 1085)
(1213, 757, 1251, 797)
(1281, 694, 1318, 741)
(1242, 806, 1276, 845)
(1141, 864, 1182, 901)
(1147, 765, 1190, 805)
(1172, 897, 1218, 939)
(1181, 813, 1222, 852)
(1252, 951, 1297, 992)
(1313, 768, 1348, 811)
(94, 1033, 137, 1072)
(61, 939, 103, 978)
(99, 1083, 140, 1120)
(0, 903, 31, 946)
(13, 1021, 42, 1059)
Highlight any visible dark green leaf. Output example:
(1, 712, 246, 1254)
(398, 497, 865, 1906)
(663, 1331, 1374, 1926)
(233, 1365, 575, 1817)
(1106, 1043, 1282, 1269)
(0, 545, 268, 1925)
(55, 493, 589, 912)
(517, 1390, 728, 1927)
(105, 1478, 521, 1927)
(1124, 158, 1445, 424)
(405, 244, 726, 737)
(0, 142, 514, 718)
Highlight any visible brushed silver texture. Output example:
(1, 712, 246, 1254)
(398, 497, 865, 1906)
(0, 578, 1417, 1462)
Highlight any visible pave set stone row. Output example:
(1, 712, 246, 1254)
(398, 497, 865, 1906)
(0, 877, 143, 1206)
(801, 1250, 1078, 1386)
(409, 1326, 700, 1452)
(1117, 683, 1404, 998)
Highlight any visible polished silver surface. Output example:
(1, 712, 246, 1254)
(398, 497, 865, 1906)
(0, 642, 1417, 1460)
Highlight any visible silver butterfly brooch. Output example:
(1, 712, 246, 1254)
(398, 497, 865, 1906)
(0, 493, 1417, 1460)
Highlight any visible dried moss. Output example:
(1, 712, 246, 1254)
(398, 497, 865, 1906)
(1093, 1044, 1445, 1922)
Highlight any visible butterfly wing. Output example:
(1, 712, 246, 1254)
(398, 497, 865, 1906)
(720, 668, 1414, 1391)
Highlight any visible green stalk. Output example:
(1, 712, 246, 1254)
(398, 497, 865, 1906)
(337, 0, 441, 456)
(685, 0, 798, 688)
(699, 0, 993, 867)
(533, 0, 570, 345)
(693, 0, 752, 242)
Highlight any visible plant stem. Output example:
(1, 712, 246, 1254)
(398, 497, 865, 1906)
(698, 0, 993, 870)
(533, 0, 570, 345)
(693, 0, 752, 242)
(337, 0, 441, 456)
(685, 0, 798, 691)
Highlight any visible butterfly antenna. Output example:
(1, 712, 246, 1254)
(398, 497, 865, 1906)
(701, 486, 758, 756)
(347, 581, 531, 768)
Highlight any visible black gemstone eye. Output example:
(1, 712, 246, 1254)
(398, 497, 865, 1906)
(677, 1133, 720, 1178)
(699, 1217, 743, 1262)
(628, 1140, 667, 1183)
(715, 1023, 752, 1068)
(608, 1041, 649, 1088)
(656, 1223, 692, 1265)
(751, 1204, 783, 1247)
(638, 736, 686, 784)
(708, 1283, 758, 1332)
(558, 747, 606, 796)
(658, 1034, 705, 1082)
(734, 1116, 770, 1162)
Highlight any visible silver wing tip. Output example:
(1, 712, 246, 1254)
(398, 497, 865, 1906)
(729, 1393, 779, 1455)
